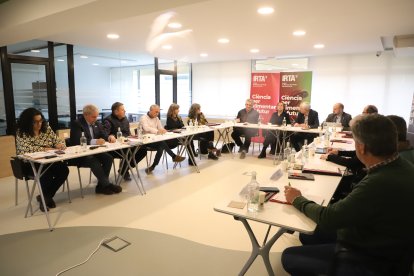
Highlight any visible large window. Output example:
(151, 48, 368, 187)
(73, 46, 155, 121)
(177, 62, 191, 116)
(54, 44, 70, 128)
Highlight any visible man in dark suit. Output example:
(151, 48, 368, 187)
(291, 102, 319, 151)
(325, 103, 352, 129)
(70, 104, 121, 195)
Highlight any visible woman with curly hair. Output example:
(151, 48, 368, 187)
(16, 108, 69, 212)
(187, 103, 220, 162)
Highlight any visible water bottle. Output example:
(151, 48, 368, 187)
(282, 117, 286, 127)
(80, 132, 87, 151)
(137, 123, 143, 139)
(189, 120, 194, 131)
(302, 139, 309, 164)
(117, 127, 123, 143)
(258, 116, 262, 125)
(289, 148, 296, 167)
(194, 118, 199, 128)
(247, 171, 260, 213)
(284, 141, 291, 160)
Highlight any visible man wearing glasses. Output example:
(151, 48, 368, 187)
(231, 99, 260, 159)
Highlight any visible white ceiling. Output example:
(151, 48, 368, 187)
(1, 0, 413, 64)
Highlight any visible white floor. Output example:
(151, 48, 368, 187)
(0, 149, 300, 275)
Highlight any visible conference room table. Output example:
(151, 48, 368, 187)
(18, 142, 135, 231)
(214, 122, 325, 163)
(214, 137, 355, 276)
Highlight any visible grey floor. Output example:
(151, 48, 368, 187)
(0, 226, 287, 276)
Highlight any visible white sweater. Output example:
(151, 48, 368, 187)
(140, 114, 163, 134)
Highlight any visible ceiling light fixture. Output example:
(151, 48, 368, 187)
(92, 63, 99, 66)
(31, 49, 40, 53)
(257, 7, 274, 15)
(56, 59, 65, 62)
(293, 30, 306, 36)
(313, 44, 325, 49)
(200, 53, 208, 57)
(107, 33, 120, 39)
(250, 49, 260, 53)
(162, 45, 172, 50)
(218, 38, 230, 44)
(80, 55, 88, 59)
(168, 22, 182, 29)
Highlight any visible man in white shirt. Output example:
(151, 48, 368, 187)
(140, 104, 185, 174)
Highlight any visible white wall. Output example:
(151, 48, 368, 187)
(309, 52, 414, 122)
(192, 53, 414, 123)
(192, 60, 251, 118)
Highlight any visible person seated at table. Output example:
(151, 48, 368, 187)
(362, 104, 378, 114)
(140, 104, 185, 174)
(324, 103, 352, 129)
(15, 108, 69, 212)
(387, 115, 414, 164)
(231, 98, 260, 159)
(70, 104, 122, 195)
(103, 102, 147, 181)
(282, 114, 414, 276)
(258, 102, 291, 159)
(187, 103, 220, 162)
(164, 103, 184, 149)
(290, 102, 319, 151)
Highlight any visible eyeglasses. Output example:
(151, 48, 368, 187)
(33, 119, 43, 125)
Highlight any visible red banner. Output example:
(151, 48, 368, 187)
(250, 73, 280, 123)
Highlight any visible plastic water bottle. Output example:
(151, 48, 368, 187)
(284, 141, 291, 160)
(117, 127, 123, 143)
(289, 148, 296, 167)
(258, 116, 262, 125)
(282, 117, 286, 127)
(80, 132, 87, 151)
(247, 171, 260, 213)
(302, 139, 309, 164)
(194, 118, 199, 128)
(137, 123, 143, 139)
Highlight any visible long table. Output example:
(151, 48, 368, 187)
(214, 138, 354, 276)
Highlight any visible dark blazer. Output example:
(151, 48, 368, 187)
(296, 109, 319, 129)
(70, 116, 109, 146)
(325, 112, 352, 128)
(269, 111, 291, 125)
(165, 116, 184, 130)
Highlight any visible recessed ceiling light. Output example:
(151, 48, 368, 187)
(162, 45, 172, 50)
(80, 55, 88, 59)
(121, 60, 128, 64)
(314, 44, 325, 49)
(250, 49, 260, 53)
(200, 53, 208, 57)
(218, 38, 230, 44)
(92, 63, 99, 66)
(107, 33, 120, 39)
(31, 49, 40, 53)
(167, 22, 182, 29)
(293, 30, 306, 36)
(257, 7, 274, 15)
(56, 59, 65, 62)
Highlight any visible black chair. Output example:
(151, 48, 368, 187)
(329, 243, 414, 276)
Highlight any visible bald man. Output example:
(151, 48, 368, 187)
(325, 103, 352, 128)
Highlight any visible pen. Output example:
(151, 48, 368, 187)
(288, 182, 291, 187)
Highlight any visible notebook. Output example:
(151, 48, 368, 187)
(288, 172, 315, 181)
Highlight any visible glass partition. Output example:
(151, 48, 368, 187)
(0, 63, 5, 135)
(54, 44, 70, 128)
